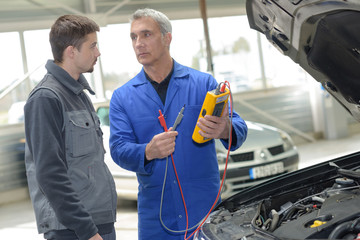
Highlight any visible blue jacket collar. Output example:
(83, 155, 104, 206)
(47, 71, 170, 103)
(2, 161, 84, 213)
(131, 60, 189, 87)
(130, 60, 189, 110)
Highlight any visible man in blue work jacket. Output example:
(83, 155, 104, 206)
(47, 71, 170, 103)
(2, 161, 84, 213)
(109, 8, 248, 240)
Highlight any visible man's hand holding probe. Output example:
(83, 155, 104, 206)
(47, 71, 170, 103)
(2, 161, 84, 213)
(145, 128, 178, 161)
(145, 106, 185, 161)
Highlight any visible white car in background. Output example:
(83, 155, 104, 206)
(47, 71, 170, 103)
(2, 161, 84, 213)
(7, 101, 26, 124)
(96, 104, 139, 201)
(95, 103, 299, 201)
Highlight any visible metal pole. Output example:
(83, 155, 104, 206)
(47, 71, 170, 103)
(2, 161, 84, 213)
(19, 31, 31, 97)
(199, 0, 214, 75)
(257, 32, 267, 89)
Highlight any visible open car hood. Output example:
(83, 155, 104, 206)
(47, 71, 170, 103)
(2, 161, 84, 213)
(246, 0, 360, 120)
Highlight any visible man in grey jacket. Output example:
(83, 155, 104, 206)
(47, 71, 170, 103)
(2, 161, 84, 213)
(24, 15, 117, 240)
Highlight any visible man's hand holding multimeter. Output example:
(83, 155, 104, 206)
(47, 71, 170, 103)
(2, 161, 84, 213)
(192, 83, 231, 143)
(195, 104, 230, 141)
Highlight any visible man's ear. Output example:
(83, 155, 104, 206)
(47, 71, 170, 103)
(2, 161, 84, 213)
(64, 45, 75, 60)
(164, 32, 172, 47)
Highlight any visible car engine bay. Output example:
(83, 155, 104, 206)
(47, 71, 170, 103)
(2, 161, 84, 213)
(201, 162, 360, 240)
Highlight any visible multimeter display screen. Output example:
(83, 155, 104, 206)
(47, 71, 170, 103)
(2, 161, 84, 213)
(212, 102, 225, 117)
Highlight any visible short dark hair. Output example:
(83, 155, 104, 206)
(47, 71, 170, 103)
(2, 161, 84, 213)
(49, 15, 100, 63)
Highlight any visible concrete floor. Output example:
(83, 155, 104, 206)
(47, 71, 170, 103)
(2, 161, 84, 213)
(1, 132, 359, 240)
(0, 199, 138, 240)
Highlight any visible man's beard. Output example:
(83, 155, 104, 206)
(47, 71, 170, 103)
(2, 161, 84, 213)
(86, 67, 94, 73)
(86, 60, 97, 73)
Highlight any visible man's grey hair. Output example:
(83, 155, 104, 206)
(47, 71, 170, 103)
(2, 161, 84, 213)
(130, 8, 172, 35)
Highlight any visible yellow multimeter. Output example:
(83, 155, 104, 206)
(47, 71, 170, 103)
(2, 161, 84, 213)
(192, 85, 229, 144)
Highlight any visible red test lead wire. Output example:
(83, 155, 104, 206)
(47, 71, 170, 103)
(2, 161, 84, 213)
(220, 82, 227, 93)
(158, 110, 168, 132)
(186, 81, 233, 240)
(158, 109, 190, 239)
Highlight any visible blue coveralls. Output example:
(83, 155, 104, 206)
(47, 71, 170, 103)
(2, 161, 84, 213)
(109, 60, 247, 239)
